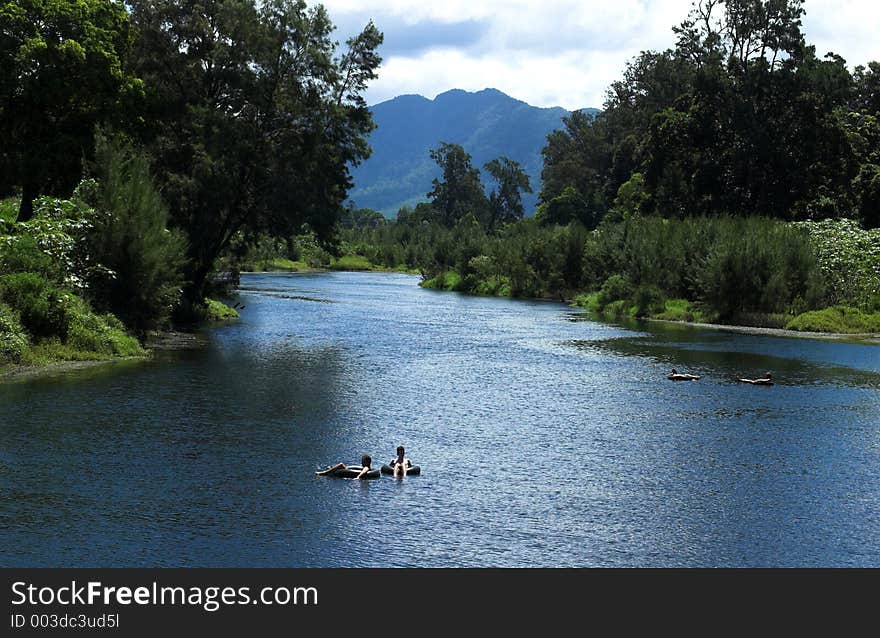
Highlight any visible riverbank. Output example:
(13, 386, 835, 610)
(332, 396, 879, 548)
(240, 254, 418, 275)
(0, 356, 149, 381)
(419, 273, 880, 341)
(0, 299, 238, 381)
(644, 317, 880, 343)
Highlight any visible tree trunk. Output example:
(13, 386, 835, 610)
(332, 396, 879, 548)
(17, 183, 37, 222)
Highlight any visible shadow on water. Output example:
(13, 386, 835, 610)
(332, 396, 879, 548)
(0, 328, 365, 566)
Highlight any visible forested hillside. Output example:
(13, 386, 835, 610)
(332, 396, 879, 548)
(348, 88, 596, 216)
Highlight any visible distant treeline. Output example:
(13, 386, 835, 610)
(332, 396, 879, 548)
(325, 0, 880, 332)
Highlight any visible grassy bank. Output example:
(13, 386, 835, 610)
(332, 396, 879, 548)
(0, 294, 147, 374)
(241, 253, 417, 274)
(395, 216, 880, 335)
(570, 292, 880, 334)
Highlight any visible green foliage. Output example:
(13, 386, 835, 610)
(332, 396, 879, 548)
(339, 208, 387, 229)
(0, 303, 29, 363)
(130, 0, 383, 300)
(572, 292, 600, 311)
(0, 271, 142, 360)
(484, 157, 532, 229)
(1, 196, 102, 290)
(610, 173, 648, 221)
(427, 143, 488, 227)
(786, 306, 880, 333)
(0, 198, 17, 223)
(0, 0, 142, 220)
(0, 189, 148, 366)
(793, 219, 880, 308)
(538, 1, 877, 226)
(696, 218, 822, 319)
(652, 299, 696, 322)
(342, 212, 859, 330)
(330, 255, 374, 271)
(597, 275, 633, 309)
(65, 301, 143, 357)
(633, 284, 666, 318)
(0, 272, 72, 340)
(537, 186, 594, 228)
(204, 299, 239, 322)
(85, 133, 187, 332)
(0, 234, 56, 279)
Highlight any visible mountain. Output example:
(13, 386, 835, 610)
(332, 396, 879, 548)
(348, 88, 598, 217)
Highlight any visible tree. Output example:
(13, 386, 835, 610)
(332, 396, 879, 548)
(540, 110, 611, 214)
(128, 0, 382, 301)
(483, 157, 532, 230)
(339, 206, 386, 229)
(0, 0, 142, 221)
(852, 62, 880, 115)
(427, 143, 487, 227)
(84, 132, 187, 332)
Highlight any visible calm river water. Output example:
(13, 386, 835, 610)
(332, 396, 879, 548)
(2, 272, 880, 567)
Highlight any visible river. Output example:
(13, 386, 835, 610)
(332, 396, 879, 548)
(2, 271, 879, 567)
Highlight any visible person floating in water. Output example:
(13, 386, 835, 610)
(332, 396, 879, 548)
(315, 454, 373, 479)
(668, 368, 701, 381)
(738, 372, 773, 385)
(389, 445, 413, 477)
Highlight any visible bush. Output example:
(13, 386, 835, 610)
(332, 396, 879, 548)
(786, 306, 880, 333)
(697, 218, 821, 319)
(205, 299, 239, 322)
(793, 219, 880, 308)
(0, 272, 72, 340)
(597, 275, 633, 309)
(65, 299, 143, 356)
(633, 284, 666, 317)
(0, 198, 18, 223)
(0, 303, 29, 363)
(0, 234, 57, 280)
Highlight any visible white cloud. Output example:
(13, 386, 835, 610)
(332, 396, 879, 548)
(321, 0, 880, 109)
(802, 0, 880, 66)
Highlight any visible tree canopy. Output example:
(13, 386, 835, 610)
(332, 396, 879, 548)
(540, 0, 880, 227)
(128, 0, 383, 299)
(0, 0, 142, 221)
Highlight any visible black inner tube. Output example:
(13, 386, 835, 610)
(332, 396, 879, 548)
(380, 464, 421, 476)
(328, 466, 380, 479)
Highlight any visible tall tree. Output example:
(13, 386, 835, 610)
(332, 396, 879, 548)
(427, 142, 487, 227)
(0, 0, 142, 221)
(129, 0, 382, 300)
(483, 157, 532, 230)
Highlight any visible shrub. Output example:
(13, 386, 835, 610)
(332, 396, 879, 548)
(597, 275, 633, 309)
(793, 219, 880, 308)
(0, 234, 57, 279)
(65, 303, 143, 356)
(0, 303, 29, 363)
(0, 198, 18, 223)
(0, 272, 72, 340)
(786, 306, 880, 333)
(633, 284, 666, 317)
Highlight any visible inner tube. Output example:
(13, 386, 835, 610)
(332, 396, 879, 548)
(329, 466, 380, 479)
(381, 464, 421, 476)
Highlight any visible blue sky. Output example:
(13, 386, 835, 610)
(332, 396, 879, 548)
(322, 0, 880, 110)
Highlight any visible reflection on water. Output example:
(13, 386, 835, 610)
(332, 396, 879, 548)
(1, 271, 879, 567)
